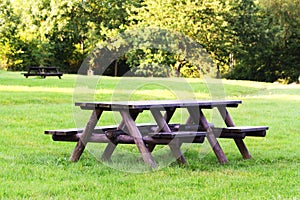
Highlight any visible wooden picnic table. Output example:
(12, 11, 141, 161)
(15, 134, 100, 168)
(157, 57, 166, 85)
(45, 100, 268, 168)
(22, 66, 63, 79)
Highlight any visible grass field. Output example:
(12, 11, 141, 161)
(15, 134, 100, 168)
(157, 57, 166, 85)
(0, 71, 299, 199)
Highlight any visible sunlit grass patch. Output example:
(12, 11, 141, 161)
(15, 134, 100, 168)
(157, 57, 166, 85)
(0, 85, 74, 93)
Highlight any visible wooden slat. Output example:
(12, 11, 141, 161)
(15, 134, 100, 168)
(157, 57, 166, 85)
(218, 126, 269, 133)
(120, 110, 157, 168)
(151, 108, 187, 165)
(187, 106, 229, 164)
(148, 131, 206, 139)
(45, 125, 123, 136)
(217, 106, 252, 159)
(70, 109, 103, 162)
(101, 111, 140, 161)
(45, 128, 83, 136)
(212, 126, 268, 138)
(52, 132, 205, 144)
(46, 125, 267, 138)
(75, 100, 242, 110)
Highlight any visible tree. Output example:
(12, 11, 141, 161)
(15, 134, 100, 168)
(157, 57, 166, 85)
(0, 0, 22, 69)
(260, 0, 300, 82)
(127, 0, 238, 77)
(229, 0, 300, 83)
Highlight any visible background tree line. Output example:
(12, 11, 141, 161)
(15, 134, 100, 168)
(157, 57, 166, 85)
(0, 0, 299, 82)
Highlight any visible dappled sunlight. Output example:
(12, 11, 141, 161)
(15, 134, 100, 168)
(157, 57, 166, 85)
(222, 79, 272, 88)
(0, 85, 74, 93)
(242, 94, 300, 101)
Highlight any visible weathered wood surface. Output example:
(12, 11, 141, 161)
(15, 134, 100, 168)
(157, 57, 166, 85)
(213, 126, 268, 137)
(52, 132, 206, 144)
(75, 100, 242, 110)
(217, 106, 252, 159)
(48, 125, 267, 141)
(120, 110, 157, 168)
(187, 106, 228, 164)
(46, 100, 269, 166)
(151, 108, 187, 164)
(101, 111, 140, 162)
(69, 109, 103, 162)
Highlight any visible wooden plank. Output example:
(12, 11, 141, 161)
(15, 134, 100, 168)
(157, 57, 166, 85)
(149, 131, 206, 138)
(100, 142, 117, 161)
(120, 110, 157, 168)
(217, 106, 252, 159)
(151, 107, 176, 151)
(45, 124, 172, 137)
(75, 100, 242, 111)
(220, 126, 268, 132)
(187, 106, 228, 164)
(45, 128, 83, 136)
(52, 133, 110, 143)
(101, 110, 140, 161)
(73, 125, 263, 141)
(151, 108, 187, 165)
(69, 109, 103, 162)
(213, 126, 268, 138)
(51, 132, 206, 144)
(45, 125, 121, 136)
(245, 130, 267, 137)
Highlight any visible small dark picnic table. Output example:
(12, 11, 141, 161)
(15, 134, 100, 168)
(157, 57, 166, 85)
(46, 100, 268, 168)
(22, 66, 63, 79)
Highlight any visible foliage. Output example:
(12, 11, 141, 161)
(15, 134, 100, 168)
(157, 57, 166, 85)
(128, 0, 234, 77)
(229, 0, 300, 83)
(125, 49, 173, 77)
(0, 0, 299, 82)
(0, 0, 22, 69)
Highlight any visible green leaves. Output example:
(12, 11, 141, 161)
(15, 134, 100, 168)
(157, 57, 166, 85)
(0, 0, 299, 81)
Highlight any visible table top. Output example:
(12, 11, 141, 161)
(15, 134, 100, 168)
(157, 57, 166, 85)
(75, 100, 242, 110)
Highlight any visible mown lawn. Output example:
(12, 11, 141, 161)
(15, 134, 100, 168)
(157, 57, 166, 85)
(0, 71, 299, 199)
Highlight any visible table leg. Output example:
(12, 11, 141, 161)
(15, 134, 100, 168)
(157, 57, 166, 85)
(146, 143, 156, 152)
(217, 107, 252, 159)
(101, 111, 140, 161)
(187, 107, 228, 164)
(149, 108, 176, 152)
(185, 116, 194, 125)
(164, 108, 176, 122)
(154, 107, 176, 132)
(151, 108, 187, 165)
(120, 110, 157, 168)
(70, 109, 103, 162)
(101, 141, 117, 162)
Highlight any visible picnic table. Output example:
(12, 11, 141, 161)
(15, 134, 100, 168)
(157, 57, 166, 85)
(45, 100, 268, 167)
(22, 66, 63, 79)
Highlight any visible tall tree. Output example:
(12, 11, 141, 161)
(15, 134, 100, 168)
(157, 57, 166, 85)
(260, 0, 300, 82)
(0, 0, 22, 69)
(230, 0, 300, 83)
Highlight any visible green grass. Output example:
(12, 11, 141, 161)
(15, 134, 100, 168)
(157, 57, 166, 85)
(0, 70, 299, 199)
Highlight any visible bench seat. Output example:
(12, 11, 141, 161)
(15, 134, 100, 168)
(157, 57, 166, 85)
(50, 131, 206, 144)
(45, 125, 268, 143)
(213, 126, 268, 138)
(45, 124, 185, 136)
(45, 125, 119, 136)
